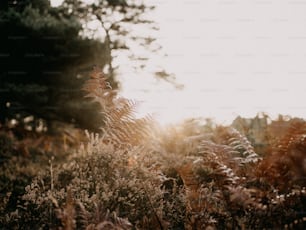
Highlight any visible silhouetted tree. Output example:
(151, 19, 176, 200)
(0, 0, 155, 132)
(62, 0, 157, 77)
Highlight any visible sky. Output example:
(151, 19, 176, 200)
(51, 0, 306, 125)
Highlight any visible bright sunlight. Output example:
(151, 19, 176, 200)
(3, 1, 306, 229)
(52, 0, 306, 126)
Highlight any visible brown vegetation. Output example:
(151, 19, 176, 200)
(1, 69, 306, 229)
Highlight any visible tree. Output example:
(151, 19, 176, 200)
(62, 0, 157, 78)
(0, 0, 114, 132)
(0, 0, 158, 133)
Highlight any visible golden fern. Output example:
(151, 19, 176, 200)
(82, 67, 153, 147)
(257, 119, 306, 189)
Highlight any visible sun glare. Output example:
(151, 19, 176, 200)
(51, 0, 306, 125)
(50, 0, 63, 7)
(119, 0, 306, 125)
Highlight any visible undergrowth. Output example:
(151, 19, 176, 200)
(1, 68, 306, 229)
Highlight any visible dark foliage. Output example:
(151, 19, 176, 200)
(0, 0, 114, 132)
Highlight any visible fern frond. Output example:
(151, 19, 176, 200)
(227, 128, 261, 164)
(82, 68, 154, 148)
(257, 119, 306, 190)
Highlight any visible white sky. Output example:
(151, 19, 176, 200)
(52, 0, 306, 125)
